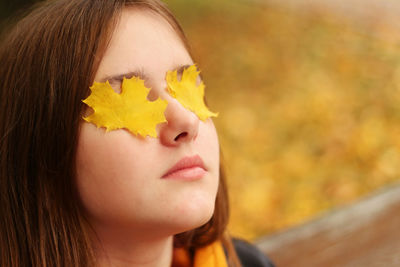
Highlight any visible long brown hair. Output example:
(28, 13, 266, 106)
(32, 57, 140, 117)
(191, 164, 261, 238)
(0, 0, 241, 266)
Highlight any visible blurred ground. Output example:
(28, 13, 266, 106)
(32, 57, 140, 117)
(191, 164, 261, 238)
(256, 182, 400, 266)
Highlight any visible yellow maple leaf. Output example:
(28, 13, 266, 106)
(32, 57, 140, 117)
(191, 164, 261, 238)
(166, 65, 218, 121)
(82, 77, 167, 138)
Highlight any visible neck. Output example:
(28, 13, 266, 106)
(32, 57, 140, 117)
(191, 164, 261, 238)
(93, 227, 174, 267)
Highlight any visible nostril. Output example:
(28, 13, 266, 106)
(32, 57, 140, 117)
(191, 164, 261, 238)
(174, 132, 187, 141)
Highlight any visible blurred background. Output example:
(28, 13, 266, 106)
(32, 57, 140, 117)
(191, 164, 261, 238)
(164, 0, 400, 242)
(2, 0, 400, 244)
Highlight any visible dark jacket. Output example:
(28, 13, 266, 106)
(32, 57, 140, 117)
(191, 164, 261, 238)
(233, 239, 275, 267)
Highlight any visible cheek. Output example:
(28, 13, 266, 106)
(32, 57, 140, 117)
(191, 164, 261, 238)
(198, 121, 220, 167)
(75, 124, 150, 220)
(76, 126, 140, 183)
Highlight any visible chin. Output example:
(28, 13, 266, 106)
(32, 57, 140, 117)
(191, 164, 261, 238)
(170, 198, 216, 235)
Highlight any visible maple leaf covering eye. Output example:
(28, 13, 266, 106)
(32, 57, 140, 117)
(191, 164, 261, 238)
(82, 77, 168, 138)
(166, 64, 218, 121)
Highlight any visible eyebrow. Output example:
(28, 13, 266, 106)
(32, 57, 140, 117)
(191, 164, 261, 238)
(175, 64, 192, 77)
(100, 69, 148, 84)
(100, 64, 194, 84)
(172, 64, 204, 81)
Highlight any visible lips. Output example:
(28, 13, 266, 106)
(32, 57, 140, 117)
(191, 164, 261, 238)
(162, 155, 206, 180)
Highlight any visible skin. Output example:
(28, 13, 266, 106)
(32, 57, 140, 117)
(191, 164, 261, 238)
(75, 8, 220, 267)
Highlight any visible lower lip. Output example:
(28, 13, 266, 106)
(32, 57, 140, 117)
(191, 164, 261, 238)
(162, 167, 206, 180)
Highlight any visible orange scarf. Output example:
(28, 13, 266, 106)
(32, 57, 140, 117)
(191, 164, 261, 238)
(172, 241, 228, 267)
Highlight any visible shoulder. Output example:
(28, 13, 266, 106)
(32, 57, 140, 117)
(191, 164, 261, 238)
(233, 238, 276, 267)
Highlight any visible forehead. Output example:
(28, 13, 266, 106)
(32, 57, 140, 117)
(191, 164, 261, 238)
(94, 8, 193, 82)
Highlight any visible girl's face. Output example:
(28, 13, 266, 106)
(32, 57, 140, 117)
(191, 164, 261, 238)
(75, 9, 220, 238)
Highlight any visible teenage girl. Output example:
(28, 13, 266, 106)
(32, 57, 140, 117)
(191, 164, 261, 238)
(0, 0, 275, 266)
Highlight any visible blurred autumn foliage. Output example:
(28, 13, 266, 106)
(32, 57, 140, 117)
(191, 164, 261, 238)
(2, 0, 400, 242)
(166, 0, 400, 240)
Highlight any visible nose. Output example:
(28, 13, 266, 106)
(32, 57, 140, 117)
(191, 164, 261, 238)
(159, 98, 199, 146)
